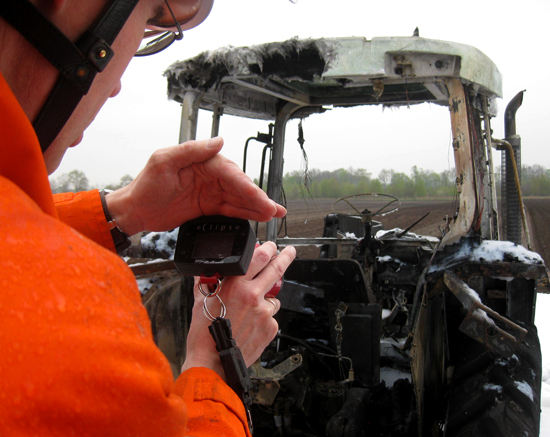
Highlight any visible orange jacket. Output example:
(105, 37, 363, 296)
(0, 73, 251, 436)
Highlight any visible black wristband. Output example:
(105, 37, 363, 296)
(99, 190, 131, 253)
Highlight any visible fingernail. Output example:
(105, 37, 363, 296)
(206, 136, 222, 148)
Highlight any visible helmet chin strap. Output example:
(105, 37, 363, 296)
(0, 0, 139, 152)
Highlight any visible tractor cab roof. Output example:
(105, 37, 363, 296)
(164, 35, 502, 119)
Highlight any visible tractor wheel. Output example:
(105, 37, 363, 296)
(445, 322, 541, 437)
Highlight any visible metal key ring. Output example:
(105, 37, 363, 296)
(203, 294, 227, 322)
(198, 278, 222, 297)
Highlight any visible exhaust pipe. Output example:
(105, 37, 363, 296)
(501, 90, 525, 244)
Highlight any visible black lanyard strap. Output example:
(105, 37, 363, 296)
(0, 0, 139, 151)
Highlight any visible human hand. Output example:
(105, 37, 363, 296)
(181, 242, 296, 379)
(105, 137, 286, 236)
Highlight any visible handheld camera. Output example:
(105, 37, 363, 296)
(174, 215, 256, 277)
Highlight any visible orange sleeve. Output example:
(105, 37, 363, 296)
(174, 368, 253, 437)
(1, 180, 251, 436)
(53, 189, 116, 252)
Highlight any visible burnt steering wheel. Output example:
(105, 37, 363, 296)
(332, 193, 400, 221)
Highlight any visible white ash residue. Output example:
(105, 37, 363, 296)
(430, 239, 543, 273)
(515, 380, 535, 401)
(136, 277, 158, 295)
(141, 229, 179, 259)
(483, 383, 503, 393)
(376, 228, 439, 243)
(376, 255, 406, 266)
(471, 240, 543, 264)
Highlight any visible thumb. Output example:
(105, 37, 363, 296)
(170, 137, 224, 169)
(201, 136, 224, 152)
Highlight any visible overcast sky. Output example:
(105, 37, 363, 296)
(52, 0, 550, 187)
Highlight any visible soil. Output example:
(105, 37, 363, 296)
(260, 197, 550, 266)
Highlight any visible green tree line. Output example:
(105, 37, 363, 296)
(283, 165, 550, 200)
(50, 165, 550, 198)
(517, 165, 550, 197)
(49, 170, 133, 194)
(283, 166, 457, 199)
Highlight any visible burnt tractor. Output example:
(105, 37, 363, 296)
(137, 36, 548, 436)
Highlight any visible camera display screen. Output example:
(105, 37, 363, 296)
(193, 232, 235, 260)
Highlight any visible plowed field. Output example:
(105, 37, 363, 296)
(264, 197, 550, 265)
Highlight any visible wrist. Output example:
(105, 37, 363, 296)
(100, 190, 132, 253)
(182, 353, 226, 382)
(102, 187, 142, 236)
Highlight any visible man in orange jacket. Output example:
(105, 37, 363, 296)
(0, 1, 296, 435)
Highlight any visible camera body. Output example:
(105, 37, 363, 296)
(174, 215, 256, 277)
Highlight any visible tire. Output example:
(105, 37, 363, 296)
(445, 322, 541, 437)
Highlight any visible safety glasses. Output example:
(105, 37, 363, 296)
(135, 0, 183, 56)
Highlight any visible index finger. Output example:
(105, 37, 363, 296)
(247, 245, 296, 297)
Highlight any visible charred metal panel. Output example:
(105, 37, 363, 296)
(411, 288, 446, 435)
(386, 52, 460, 79)
(443, 271, 527, 358)
(507, 277, 537, 324)
(481, 96, 500, 240)
(281, 259, 371, 304)
(439, 260, 547, 282)
(142, 274, 195, 379)
(466, 90, 490, 238)
(442, 78, 477, 245)
(328, 302, 381, 386)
